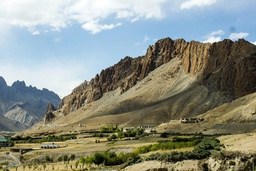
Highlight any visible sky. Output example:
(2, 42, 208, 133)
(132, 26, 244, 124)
(0, 0, 255, 97)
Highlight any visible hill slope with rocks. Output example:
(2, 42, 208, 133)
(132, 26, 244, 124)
(0, 77, 61, 131)
(24, 37, 256, 135)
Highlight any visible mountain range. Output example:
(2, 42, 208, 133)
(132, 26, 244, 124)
(0, 77, 61, 131)
(22, 38, 256, 135)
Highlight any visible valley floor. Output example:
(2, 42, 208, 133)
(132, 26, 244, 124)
(1, 132, 256, 171)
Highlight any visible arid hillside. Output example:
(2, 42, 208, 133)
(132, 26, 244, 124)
(23, 38, 256, 135)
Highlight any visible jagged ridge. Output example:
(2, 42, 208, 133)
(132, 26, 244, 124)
(0, 77, 61, 130)
(60, 38, 256, 115)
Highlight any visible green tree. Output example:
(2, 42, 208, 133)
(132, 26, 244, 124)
(70, 154, 76, 161)
(93, 152, 105, 165)
(63, 155, 69, 163)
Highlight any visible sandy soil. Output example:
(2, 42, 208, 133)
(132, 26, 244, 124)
(219, 132, 256, 153)
(124, 160, 199, 171)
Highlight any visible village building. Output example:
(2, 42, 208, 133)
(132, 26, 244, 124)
(123, 127, 134, 133)
(41, 142, 60, 149)
(180, 117, 204, 123)
(0, 136, 9, 147)
(138, 125, 156, 133)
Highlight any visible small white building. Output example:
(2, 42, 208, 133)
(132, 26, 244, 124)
(41, 143, 60, 149)
(123, 127, 134, 133)
(138, 125, 156, 133)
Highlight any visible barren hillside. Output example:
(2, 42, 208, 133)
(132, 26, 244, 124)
(23, 38, 256, 135)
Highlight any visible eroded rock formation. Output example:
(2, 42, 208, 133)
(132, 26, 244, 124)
(60, 38, 256, 116)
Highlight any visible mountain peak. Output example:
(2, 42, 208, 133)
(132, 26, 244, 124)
(0, 76, 7, 88)
(12, 80, 26, 89)
(0, 76, 61, 131)
(59, 37, 256, 118)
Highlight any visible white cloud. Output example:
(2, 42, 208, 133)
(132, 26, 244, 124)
(143, 36, 151, 43)
(229, 32, 249, 41)
(0, 26, 9, 47)
(28, 27, 40, 35)
(82, 20, 122, 34)
(203, 29, 225, 43)
(181, 0, 216, 10)
(0, 0, 167, 34)
(135, 35, 155, 47)
(252, 41, 256, 45)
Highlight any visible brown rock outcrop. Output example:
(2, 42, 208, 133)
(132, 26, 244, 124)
(44, 103, 56, 123)
(60, 38, 256, 115)
(202, 39, 256, 98)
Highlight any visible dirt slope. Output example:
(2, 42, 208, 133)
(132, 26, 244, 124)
(22, 38, 256, 135)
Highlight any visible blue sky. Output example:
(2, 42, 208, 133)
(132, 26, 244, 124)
(0, 0, 255, 97)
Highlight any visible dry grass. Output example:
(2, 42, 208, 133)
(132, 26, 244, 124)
(218, 132, 256, 153)
(5, 134, 201, 171)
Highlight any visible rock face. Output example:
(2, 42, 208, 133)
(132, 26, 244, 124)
(0, 77, 61, 130)
(44, 103, 56, 124)
(4, 104, 37, 127)
(60, 38, 256, 115)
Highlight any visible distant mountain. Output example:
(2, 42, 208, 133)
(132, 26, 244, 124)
(24, 38, 256, 135)
(0, 77, 61, 131)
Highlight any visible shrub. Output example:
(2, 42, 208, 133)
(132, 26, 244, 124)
(107, 134, 117, 141)
(93, 152, 105, 165)
(45, 155, 53, 162)
(145, 137, 222, 162)
(81, 151, 140, 166)
(63, 155, 69, 162)
(70, 154, 76, 161)
(57, 156, 63, 162)
(160, 132, 169, 138)
(135, 136, 201, 154)
(100, 125, 118, 133)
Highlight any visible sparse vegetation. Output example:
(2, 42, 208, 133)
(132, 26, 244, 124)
(146, 137, 223, 162)
(100, 125, 118, 133)
(134, 136, 202, 154)
(107, 127, 145, 141)
(80, 151, 140, 167)
(77, 135, 222, 168)
(12, 134, 76, 143)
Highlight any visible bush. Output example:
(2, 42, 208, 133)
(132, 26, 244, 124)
(63, 155, 69, 162)
(100, 125, 118, 133)
(107, 134, 117, 141)
(145, 137, 222, 162)
(82, 151, 140, 166)
(135, 136, 201, 154)
(12, 134, 76, 143)
(160, 132, 169, 138)
(57, 156, 63, 162)
(70, 154, 76, 161)
(45, 155, 53, 162)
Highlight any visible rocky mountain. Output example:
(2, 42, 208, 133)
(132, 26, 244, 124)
(24, 37, 256, 135)
(0, 114, 26, 131)
(0, 77, 61, 131)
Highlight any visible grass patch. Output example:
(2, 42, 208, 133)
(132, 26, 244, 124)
(134, 136, 202, 154)
(80, 151, 140, 167)
(146, 137, 223, 162)
(12, 134, 76, 143)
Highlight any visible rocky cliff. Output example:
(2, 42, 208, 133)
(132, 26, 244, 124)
(23, 37, 256, 135)
(60, 38, 256, 115)
(0, 77, 61, 130)
(44, 103, 56, 124)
